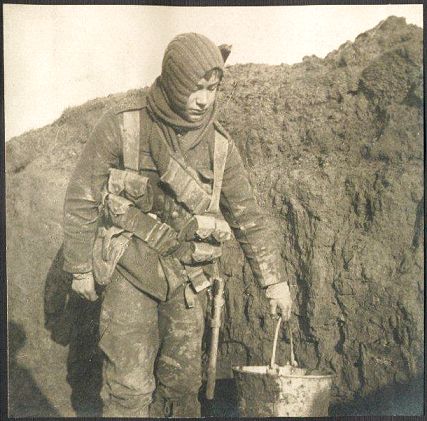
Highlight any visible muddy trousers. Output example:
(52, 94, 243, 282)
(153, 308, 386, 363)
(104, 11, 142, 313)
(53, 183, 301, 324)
(99, 270, 206, 418)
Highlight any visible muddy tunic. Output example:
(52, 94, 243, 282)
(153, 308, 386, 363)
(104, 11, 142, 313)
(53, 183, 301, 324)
(63, 99, 285, 289)
(62, 98, 286, 416)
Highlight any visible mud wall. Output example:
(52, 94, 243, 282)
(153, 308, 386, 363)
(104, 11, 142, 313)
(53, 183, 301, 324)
(6, 17, 423, 415)
(214, 17, 424, 403)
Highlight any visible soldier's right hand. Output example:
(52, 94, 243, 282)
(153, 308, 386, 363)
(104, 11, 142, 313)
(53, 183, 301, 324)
(72, 272, 98, 301)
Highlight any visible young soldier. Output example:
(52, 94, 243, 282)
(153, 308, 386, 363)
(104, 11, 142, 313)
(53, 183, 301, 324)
(63, 33, 292, 417)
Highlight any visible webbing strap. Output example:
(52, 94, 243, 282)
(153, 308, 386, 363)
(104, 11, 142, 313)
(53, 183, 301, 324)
(207, 131, 228, 215)
(121, 111, 140, 172)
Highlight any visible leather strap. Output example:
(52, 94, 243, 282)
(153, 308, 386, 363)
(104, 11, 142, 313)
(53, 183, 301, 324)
(121, 110, 140, 172)
(207, 130, 228, 215)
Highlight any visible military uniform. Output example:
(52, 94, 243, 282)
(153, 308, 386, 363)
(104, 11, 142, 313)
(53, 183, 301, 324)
(63, 33, 288, 417)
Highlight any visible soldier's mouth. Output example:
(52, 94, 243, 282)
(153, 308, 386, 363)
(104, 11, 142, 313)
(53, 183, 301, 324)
(189, 109, 207, 115)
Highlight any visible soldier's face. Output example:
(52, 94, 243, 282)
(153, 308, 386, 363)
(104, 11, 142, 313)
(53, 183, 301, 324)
(184, 72, 220, 122)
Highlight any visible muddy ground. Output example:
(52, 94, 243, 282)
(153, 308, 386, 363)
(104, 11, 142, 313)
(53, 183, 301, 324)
(6, 16, 424, 416)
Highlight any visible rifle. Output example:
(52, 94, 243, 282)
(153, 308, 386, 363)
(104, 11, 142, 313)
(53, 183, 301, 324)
(206, 260, 225, 400)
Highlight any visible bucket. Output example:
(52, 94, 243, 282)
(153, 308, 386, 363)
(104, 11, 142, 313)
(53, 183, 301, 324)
(232, 318, 334, 417)
(233, 364, 334, 417)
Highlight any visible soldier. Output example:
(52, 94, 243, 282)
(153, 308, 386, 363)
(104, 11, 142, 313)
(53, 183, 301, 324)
(63, 33, 292, 417)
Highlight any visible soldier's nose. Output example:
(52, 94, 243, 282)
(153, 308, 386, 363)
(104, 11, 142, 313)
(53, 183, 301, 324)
(196, 101, 207, 110)
(196, 93, 208, 108)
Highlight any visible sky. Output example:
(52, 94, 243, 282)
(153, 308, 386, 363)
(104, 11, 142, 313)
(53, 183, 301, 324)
(3, 4, 423, 141)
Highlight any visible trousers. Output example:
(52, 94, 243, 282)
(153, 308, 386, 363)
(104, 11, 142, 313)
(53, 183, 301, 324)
(99, 270, 207, 417)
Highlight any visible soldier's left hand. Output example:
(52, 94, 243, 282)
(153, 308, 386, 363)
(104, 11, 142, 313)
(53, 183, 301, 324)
(265, 282, 292, 320)
(72, 271, 98, 301)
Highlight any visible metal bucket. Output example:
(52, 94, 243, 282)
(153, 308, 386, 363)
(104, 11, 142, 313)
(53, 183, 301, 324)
(232, 364, 334, 417)
(232, 317, 334, 417)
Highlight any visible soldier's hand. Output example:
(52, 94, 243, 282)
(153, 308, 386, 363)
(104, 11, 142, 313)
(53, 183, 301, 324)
(72, 272, 98, 301)
(265, 282, 292, 320)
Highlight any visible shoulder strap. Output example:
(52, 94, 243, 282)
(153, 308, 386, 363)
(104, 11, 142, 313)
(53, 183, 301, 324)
(213, 120, 231, 140)
(120, 110, 140, 172)
(207, 130, 229, 214)
(114, 93, 147, 114)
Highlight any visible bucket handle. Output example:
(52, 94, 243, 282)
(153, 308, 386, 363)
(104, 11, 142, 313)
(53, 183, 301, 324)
(270, 316, 297, 368)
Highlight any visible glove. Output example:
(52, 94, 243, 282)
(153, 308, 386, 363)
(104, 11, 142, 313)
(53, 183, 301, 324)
(72, 272, 98, 301)
(265, 282, 292, 320)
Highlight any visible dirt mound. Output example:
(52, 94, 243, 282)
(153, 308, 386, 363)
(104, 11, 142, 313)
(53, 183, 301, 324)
(6, 16, 423, 416)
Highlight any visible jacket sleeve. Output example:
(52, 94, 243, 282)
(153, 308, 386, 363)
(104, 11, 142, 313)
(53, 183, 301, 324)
(220, 139, 287, 288)
(62, 110, 122, 273)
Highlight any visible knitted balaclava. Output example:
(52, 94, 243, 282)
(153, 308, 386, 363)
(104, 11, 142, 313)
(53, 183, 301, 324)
(160, 33, 225, 114)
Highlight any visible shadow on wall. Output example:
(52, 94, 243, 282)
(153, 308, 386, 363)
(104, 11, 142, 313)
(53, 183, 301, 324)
(44, 246, 103, 417)
(329, 375, 425, 416)
(200, 378, 239, 417)
(8, 321, 60, 417)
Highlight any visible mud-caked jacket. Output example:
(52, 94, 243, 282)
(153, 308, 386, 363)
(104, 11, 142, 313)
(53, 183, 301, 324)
(63, 97, 287, 299)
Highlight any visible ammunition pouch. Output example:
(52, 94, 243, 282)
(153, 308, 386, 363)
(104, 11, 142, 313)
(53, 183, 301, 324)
(160, 158, 212, 214)
(179, 214, 232, 243)
(186, 265, 212, 293)
(138, 218, 180, 256)
(108, 168, 153, 212)
(105, 194, 133, 224)
(105, 194, 180, 256)
(173, 241, 222, 265)
(183, 265, 212, 308)
(104, 164, 178, 257)
(189, 242, 222, 263)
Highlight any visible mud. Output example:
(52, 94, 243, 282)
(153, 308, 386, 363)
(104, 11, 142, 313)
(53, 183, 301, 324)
(6, 17, 423, 416)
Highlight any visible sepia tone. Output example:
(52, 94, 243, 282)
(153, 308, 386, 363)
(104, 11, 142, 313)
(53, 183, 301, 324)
(6, 15, 423, 417)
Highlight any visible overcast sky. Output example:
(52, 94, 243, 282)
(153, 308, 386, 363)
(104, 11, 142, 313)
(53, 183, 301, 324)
(3, 4, 423, 141)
